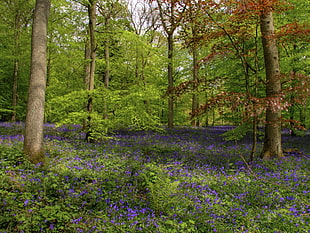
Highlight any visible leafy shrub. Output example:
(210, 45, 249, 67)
(0, 144, 28, 168)
(46, 87, 163, 141)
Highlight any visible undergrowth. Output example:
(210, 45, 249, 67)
(0, 125, 309, 232)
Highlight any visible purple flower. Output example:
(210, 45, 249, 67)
(72, 217, 83, 224)
(24, 199, 29, 206)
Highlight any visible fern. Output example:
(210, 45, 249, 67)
(139, 163, 179, 215)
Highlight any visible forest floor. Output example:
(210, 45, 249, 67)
(0, 122, 309, 233)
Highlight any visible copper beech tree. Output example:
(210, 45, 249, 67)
(259, 1, 283, 160)
(173, 0, 309, 160)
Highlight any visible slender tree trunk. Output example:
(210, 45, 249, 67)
(250, 29, 260, 162)
(24, 0, 51, 165)
(289, 54, 298, 136)
(11, 59, 19, 122)
(191, 47, 199, 127)
(204, 92, 209, 126)
(155, 0, 182, 128)
(104, 33, 110, 88)
(85, 0, 97, 142)
(289, 94, 297, 136)
(135, 41, 140, 81)
(103, 20, 110, 119)
(87, 0, 96, 93)
(260, 10, 284, 160)
(84, 35, 91, 89)
(167, 32, 174, 128)
(11, 13, 21, 122)
(103, 37, 110, 119)
(299, 105, 306, 128)
(82, 34, 91, 130)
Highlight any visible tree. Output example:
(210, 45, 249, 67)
(0, 0, 33, 121)
(179, 0, 206, 127)
(276, 0, 310, 134)
(85, 0, 97, 142)
(23, 0, 51, 165)
(172, 0, 307, 161)
(9, 1, 34, 121)
(155, 0, 186, 128)
(97, 0, 128, 119)
(259, 2, 284, 160)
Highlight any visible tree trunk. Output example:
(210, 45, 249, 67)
(11, 59, 19, 122)
(103, 35, 110, 119)
(84, 35, 91, 89)
(87, 0, 96, 93)
(24, 0, 51, 165)
(11, 11, 21, 122)
(289, 94, 297, 136)
(191, 47, 199, 127)
(260, 10, 284, 160)
(250, 31, 260, 161)
(204, 92, 209, 126)
(85, 0, 97, 142)
(104, 33, 110, 88)
(299, 105, 306, 128)
(155, 0, 181, 128)
(82, 33, 91, 130)
(167, 32, 174, 128)
(103, 19, 110, 120)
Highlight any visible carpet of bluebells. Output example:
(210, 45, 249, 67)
(0, 122, 309, 233)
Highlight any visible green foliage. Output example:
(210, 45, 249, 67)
(0, 0, 309, 129)
(0, 0, 32, 121)
(0, 147, 125, 232)
(46, 89, 88, 123)
(157, 219, 197, 233)
(0, 144, 26, 168)
(138, 163, 180, 215)
(113, 87, 163, 132)
(221, 123, 252, 141)
(47, 85, 164, 141)
(0, 108, 13, 120)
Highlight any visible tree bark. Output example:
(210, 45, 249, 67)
(84, 35, 91, 89)
(103, 30, 110, 119)
(85, 0, 97, 142)
(11, 59, 19, 122)
(11, 7, 22, 122)
(260, 10, 284, 160)
(104, 33, 110, 88)
(167, 32, 174, 128)
(191, 47, 199, 127)
(88, 0, 96, 94)
(156, 0, 181, 128)
(24, 0, 51, 165)
(250, 30, 260, 161)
